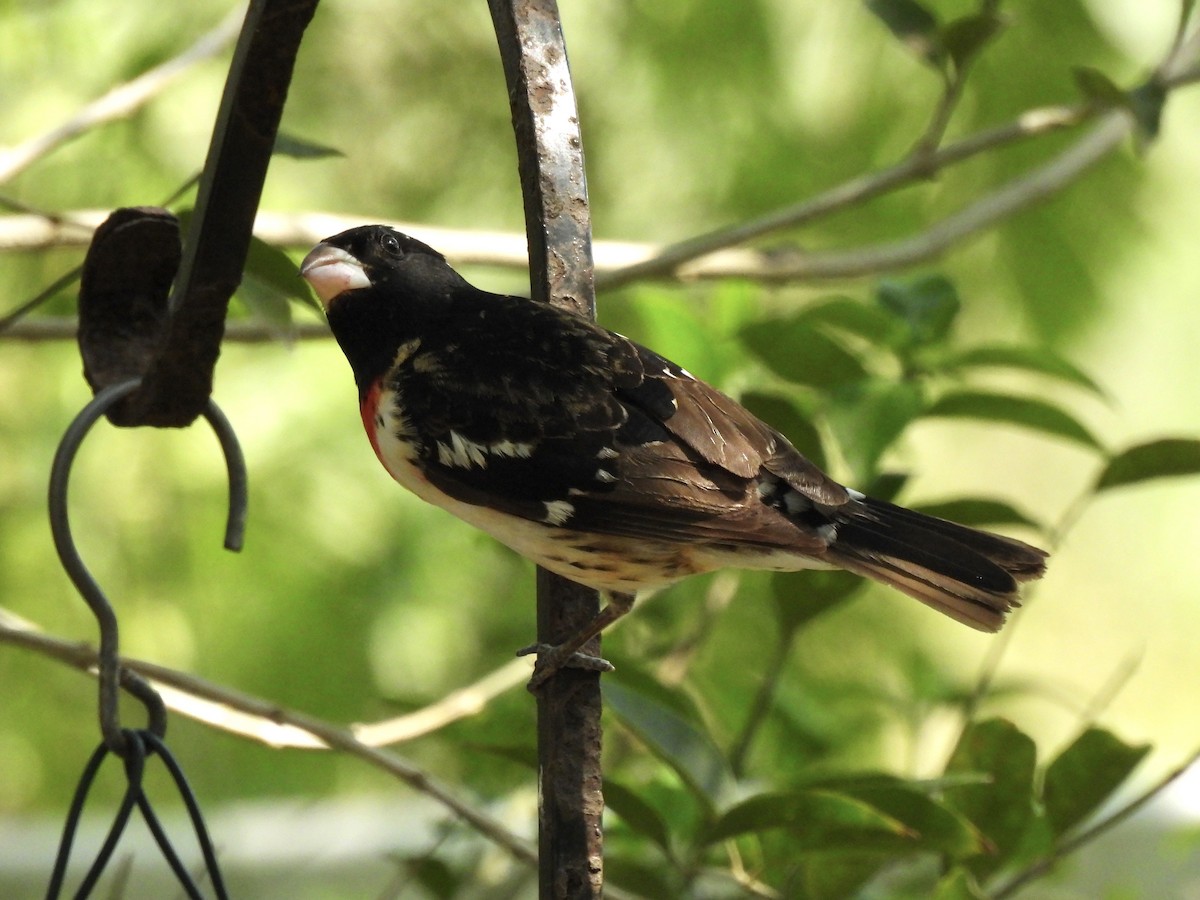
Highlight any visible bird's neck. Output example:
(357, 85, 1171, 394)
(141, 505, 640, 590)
(325, 290, 422, 400)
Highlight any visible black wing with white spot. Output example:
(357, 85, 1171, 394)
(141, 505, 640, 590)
(380, 288, 840, 550)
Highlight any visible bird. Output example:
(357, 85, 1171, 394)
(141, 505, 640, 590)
(300, 224, 1047, 686)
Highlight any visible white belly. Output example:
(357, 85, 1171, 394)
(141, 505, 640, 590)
(369, 388, 829, 592)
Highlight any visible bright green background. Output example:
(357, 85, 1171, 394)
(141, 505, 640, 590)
(2, 0, 1200, 897)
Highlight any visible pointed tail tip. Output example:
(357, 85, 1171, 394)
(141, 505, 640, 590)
(826, 497, 1049, 632)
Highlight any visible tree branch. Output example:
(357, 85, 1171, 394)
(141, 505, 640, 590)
(593, 25, 1200, 291)
(0, 607, 530, 749)
(1, 316, 332, 343)
(0, 608, 537, 868)
(745, 109, 1134, 281)
(591, 101, 1091, 290)
(0, 6, 245, 186)
(0, 100, 1120, 284)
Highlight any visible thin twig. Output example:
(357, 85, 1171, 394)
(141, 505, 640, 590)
(655, 571, 740, 686)
(0, 104, 1113, 281)
(0, 267, 84, 334)
(1161, 18, 1200, 82)
(964, 462, 1089, 725)
(0, 209, 766, 279)
(909, 65, 966, 160)
(617, 109, 1135, 286)
(728, 625, 797, 779)
(591, 101, 1090, 291)
(0, 5, 245, 185)
(353, 659, 530, 747)
(595, 28, 1200, 291)
(0, 316, 331, 342)
(0, 609, 536, 867)
(1074, 651, 1143, 728)
(0, 612, 649, 900)
(0, 105, 1146, 342)
(990, 748, 1200, 899)
(0, 607, 528, 749)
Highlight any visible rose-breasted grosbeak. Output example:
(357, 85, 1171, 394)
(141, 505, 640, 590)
(301, 225, 1047, 681)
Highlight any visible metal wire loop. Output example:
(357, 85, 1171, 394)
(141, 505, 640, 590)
(45, 729, 230, 900)
(48, 379, 248, 753)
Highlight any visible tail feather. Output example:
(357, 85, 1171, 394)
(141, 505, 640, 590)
(858, 497, 1048, 581)
(825, 496, 1048, 632)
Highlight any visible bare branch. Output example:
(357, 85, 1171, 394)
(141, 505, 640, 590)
(0, 606, 528, 748)
(746, 109, 1135, 281)
(354, 660, 530, 747)
(0, 608, 537, 868)
(591, 101, 1091, 290)
(0, 316, 331, 343)
(1161, 17, 1200, 82)
(0, 209, 761, 276)
(594, 21, 1200, 291)
(0, 5, 245, 185)
(4, 29, 1197, 345)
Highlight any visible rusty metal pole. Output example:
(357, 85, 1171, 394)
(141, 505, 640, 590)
(488, 2, 603, 897)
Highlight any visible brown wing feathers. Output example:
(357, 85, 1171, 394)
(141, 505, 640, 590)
(633, 356, 1046, 631)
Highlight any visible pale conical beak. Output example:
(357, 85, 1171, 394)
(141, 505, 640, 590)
(300, 243, 371, 308)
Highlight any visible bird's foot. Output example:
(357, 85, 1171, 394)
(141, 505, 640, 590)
(517, 643, 615, 692)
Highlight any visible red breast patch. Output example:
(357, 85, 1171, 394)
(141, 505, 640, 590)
(360, 380, 386, 466)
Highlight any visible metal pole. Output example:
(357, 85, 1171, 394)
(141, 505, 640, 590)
(488, 2, 603, 896)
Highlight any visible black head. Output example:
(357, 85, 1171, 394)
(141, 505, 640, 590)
(300, 225, 469, 396)
(300, 224, 458, 311)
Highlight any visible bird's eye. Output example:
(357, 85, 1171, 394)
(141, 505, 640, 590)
(379, 231, 402, 257)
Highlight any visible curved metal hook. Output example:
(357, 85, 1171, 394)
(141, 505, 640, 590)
(48, 379, 248, 752)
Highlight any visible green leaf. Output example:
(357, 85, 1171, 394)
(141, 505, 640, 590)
(1129, 78, 1167, 141)
(273, 131, 345, 160)
(910, 498, 1041, 530)
(942, 719, 1038, 876)
(815, 775, 989, 857)
(771, 570, 862, 634)
(237, 273, 294, 336)
(941, 344, 1106, 398)
(923, 391, 1104, 451)
(934, 867, 986, 900)
(876, 275, 961, 346)
(604, 780, 673, 855)
(407, 856, 457, 899)
(703, 789, 913, 847)
(741, 319, 868, 389)
(246, 234, 322, 311)
(1183, 0, 1199, 33)
(605, 678, 735, 808)
(1072, 66, 1128, 108)
(472, 741, 537, 771)
(865, 0, 943, 67)
(797, 296, 905, 347)
(741, 391, 826, 469)
(826, 379, 926, 479)
(604, 857, 677, 899)
(941, 12, 1005, 71)
(236, 235, 327, 339)
(863, 470, 909, 503)
(1095, 438, 1200, 492)
(791, 855, 888, 900)
(1043, 727, 1150, 837)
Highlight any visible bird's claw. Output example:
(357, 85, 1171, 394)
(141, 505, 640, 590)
(517, 643, 615, 691)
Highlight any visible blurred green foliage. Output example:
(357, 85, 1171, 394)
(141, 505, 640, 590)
(3, 0, 1200, 897)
